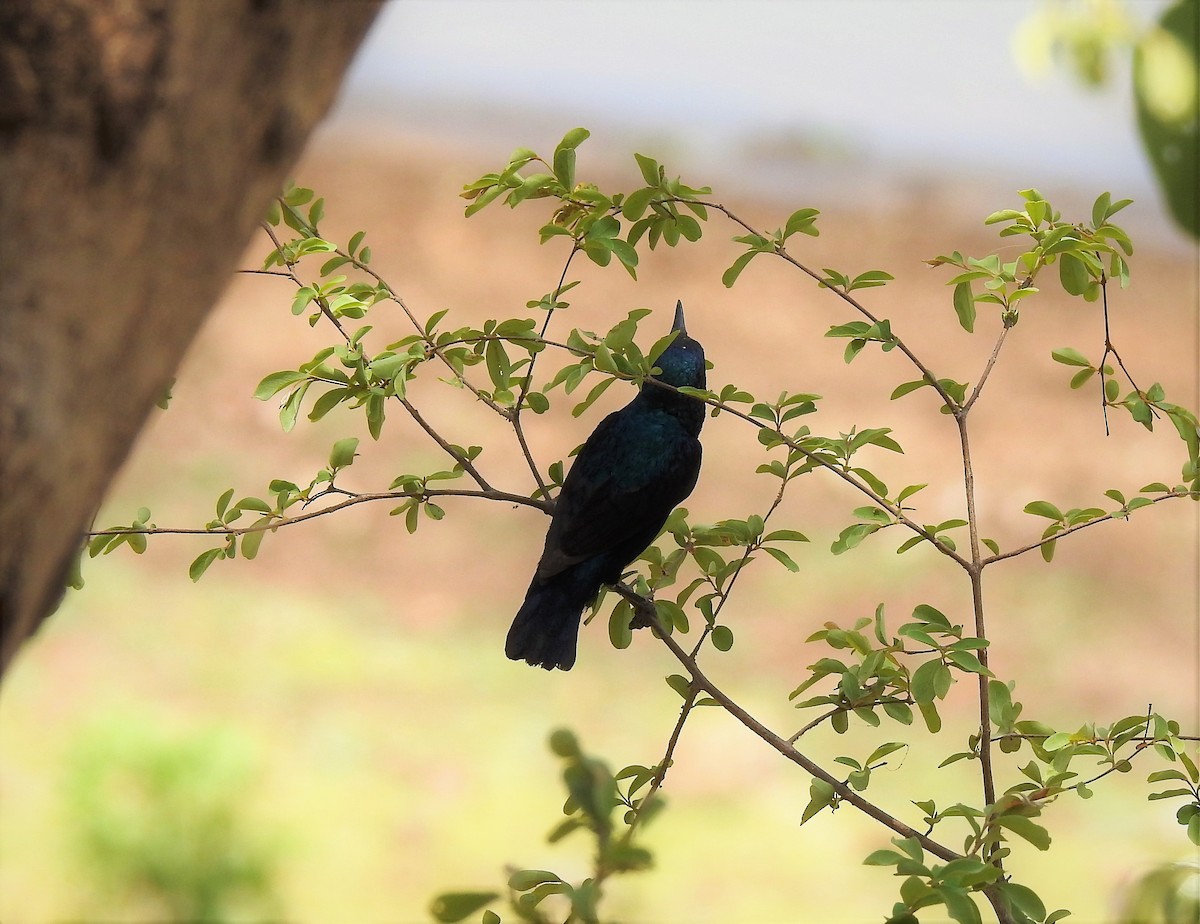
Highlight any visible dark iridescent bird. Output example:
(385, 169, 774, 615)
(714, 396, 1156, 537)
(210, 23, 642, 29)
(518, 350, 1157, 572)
(506, 302, 706, 670)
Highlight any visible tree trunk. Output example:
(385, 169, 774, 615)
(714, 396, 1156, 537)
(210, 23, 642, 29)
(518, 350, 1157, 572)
(0, 0, 382, 674)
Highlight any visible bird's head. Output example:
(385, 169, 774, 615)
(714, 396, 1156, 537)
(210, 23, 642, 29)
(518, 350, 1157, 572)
(650, 301, 706, 390)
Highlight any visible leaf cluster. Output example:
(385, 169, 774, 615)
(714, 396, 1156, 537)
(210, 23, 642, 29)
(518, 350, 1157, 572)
(429, 730, 663, 924)
(793, 604, 991, 740)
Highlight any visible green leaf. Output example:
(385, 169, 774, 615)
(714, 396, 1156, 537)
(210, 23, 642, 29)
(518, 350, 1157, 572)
(863, 849, 906, 867)
(308, 387, 351, 422)
(762, 546, 800, 572)
(430, 891, 500, 923)
(947, 650, 991, 675)
(553, 146, 576, 189)
(1051, 347, 1091, 367)
(231, 497, 271, 516)
(572, 376, 616, 417)
(608, 601, 633, 650)
(665, 673, 692, 699)
(891, 380, 928, 400)
(634, 152, 661, 186)
(867, 742, 908, 765)
(984, 208, 1025, 225)
(883, 701, 913, 725)
(801, 778, 836, 823)
(911, 659, 942, 704)
(329, 437, 359, 469)
(240, 521, 268, 560)
(722, 250, 759, 288)
(997, 815, 1051, 850)
(508, 869, 562, 891)
(1069, 367, 1096, 389)
(831, 522, 881, 555)
(279, 382, 310, 432)
(784, 207, 820, 238)
(254, 370, 308, 400)
(918, 701, 942, 733)
(912, 603, 951, 628)
(1058, 252, 1090, 295)
(1023, 500, 1063, 520)
(849, 270, 894, 290)
(711, 625, 734, 651)
(188, 548, 223, 582)
(953, 282, 976, 332)
(764, 529, 809, 543)
(525, 391, 550, 414)
(941, 886, 983, 924)
(366, 391, 386, 440)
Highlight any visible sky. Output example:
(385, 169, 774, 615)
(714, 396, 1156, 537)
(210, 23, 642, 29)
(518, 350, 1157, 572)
(333, 0, 1174, 198)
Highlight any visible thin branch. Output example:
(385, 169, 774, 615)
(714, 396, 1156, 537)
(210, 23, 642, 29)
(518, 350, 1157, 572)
(1096, 272, 1160, 435)
(689, 471, 792, 658)
(512, 243, 581, 497)
(637, 603, 1030, 924)
(86, 487, 551, 539)
(262, 221, 352, 343)
(619, 588, 961, 862)
(673, 198, 958, 412)
(963, 324, 1013, 412)
(322, 238, 510, 417)
(982, 490, 1190, 566)
(788, 694, 913, 744)
(707, 398, 972, 570)
(625, 683, 697, 840)
(789, 706, 842, 743)
(954, 415, 996, 819)
(400, 397, 494, 492)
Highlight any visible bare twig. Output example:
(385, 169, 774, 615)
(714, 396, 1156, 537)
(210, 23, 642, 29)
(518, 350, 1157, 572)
(963, 325, 1013, 412)
(86, 487, 551, 540)
(954, 414, 997, 817)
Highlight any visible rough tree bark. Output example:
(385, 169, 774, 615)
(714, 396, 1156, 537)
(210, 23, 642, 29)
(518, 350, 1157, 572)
(0, 0, 383, 675)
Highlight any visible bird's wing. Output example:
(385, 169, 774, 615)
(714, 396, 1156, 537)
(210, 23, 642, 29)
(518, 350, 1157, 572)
(536, 422, 701, 580)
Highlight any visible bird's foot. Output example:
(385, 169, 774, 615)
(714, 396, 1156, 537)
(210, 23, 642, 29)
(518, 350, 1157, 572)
(614, 582, 659, 629)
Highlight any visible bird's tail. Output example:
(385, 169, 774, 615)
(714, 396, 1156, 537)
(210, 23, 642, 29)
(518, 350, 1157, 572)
(505, 568, 600, 671)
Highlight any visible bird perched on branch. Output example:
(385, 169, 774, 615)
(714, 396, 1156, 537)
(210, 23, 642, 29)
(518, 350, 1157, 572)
(506, 301, 706, 670)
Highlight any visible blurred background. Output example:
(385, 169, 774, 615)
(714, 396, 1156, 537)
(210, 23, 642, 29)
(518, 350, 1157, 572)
(1, 1, 1197, 921)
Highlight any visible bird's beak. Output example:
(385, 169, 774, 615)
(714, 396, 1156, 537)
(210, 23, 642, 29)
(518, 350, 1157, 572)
(672, 300, 687, 335)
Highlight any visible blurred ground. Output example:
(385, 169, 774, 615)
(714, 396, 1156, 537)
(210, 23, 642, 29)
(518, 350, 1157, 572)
(0, 124, 1196, 923)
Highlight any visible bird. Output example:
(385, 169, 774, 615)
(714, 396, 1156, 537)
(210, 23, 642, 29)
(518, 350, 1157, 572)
(506, 301, 706, 670)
